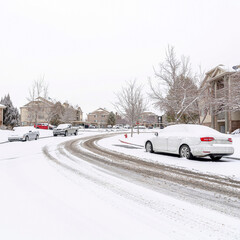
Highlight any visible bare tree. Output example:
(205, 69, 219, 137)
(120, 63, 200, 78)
(27, 76, 49, 126)
(209, 72, 240, 115)
(114, 80, 147, 137)
(228, 72, 240, 112)
(61, 102, 77, 123)
(50, 101, 65, 126)
(149, 46, 200, 124)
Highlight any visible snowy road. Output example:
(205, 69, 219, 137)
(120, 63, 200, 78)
(1, 132, 240, 239)
(44, 134, 240, 217)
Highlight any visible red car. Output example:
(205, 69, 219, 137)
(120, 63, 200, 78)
(34, 123, 54, 130)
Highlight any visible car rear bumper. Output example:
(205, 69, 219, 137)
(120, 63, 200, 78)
(191, 145, 234, 157)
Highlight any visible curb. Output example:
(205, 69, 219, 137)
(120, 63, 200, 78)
(119, 139, 144, 148)
(225, 156, 240, 160)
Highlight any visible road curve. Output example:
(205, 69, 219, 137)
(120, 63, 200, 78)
(43, 133, 240, 219)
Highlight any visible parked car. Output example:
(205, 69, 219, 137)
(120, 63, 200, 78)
(8, 127, 40, 142)
(34, 123, 55, 130)
(134, 125, 146, 129)
(231, 128, 240, 135)
(145, 124, 234, 160)
(53, 124, 78, 136)
(113, 124, 123, 129)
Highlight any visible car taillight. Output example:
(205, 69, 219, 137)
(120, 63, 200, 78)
(228, 138, 232, 142)
(200, 137, 215, 142)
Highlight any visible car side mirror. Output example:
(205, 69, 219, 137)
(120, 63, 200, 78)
(155, 132, 158, 137)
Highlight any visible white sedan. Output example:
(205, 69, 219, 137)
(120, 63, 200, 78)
(145, 124, 234, 160)
(8, 127, 40, 142)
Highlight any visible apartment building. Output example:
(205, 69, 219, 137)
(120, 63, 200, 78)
(87, 108, 110, 128)
(138, 111, 159, 127)
(200, 65, 240, 133)
(0, 104, 6, 126)
(20, 97, 83, 126)
(20, 97, 54, 126)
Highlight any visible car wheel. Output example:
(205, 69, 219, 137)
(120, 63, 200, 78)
(53, 134, 57, 137)
(74, 131, 77, 136)
(210, 155, 222, 161)
(35, 135, 39, 140)
(65, 131, 68, 136)
(25, 136, 29, 141)
(145, 141, 154, 153)
(179, 144, 193, 159)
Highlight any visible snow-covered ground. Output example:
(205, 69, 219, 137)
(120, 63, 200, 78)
(0, 130, 240, 239)
(98, 132, 240, 180)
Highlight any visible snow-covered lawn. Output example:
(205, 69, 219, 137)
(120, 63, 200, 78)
(0, 131, 240, 239)
(98, 132, 240, 180)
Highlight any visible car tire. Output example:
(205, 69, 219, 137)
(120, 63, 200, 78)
(210, 155, 222, 161)
(25, 136, 29, 141)
(65, 131, 68, 137)
(145, 141, 154, 153)
(35, 135, 39, 140)
(53, 134, 57, 137)
(74, 131, 77, 136)
(179, 144, 193, 159)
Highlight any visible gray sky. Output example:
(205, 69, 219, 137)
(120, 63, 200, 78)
(0, 0, 239, 118)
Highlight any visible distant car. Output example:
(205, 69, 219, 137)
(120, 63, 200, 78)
(53, 124, 78, 136)
(145, 124, 234, 160)
(34, 123, 54, 130)
(113, 124, 123, 129)
(8, 127, 39, 142)
(231, 128, 240, 135)
(134, 125, 146, 129)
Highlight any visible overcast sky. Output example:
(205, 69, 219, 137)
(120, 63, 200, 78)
(0, 0, 239, 118)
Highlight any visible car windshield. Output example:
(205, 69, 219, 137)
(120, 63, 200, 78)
(57, 124, 70, 128)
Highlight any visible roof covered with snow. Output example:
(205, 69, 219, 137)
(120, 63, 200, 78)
(89, 108, 110, 114)
(0, 104, 6, 108)
(200, 64, 235, 88)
